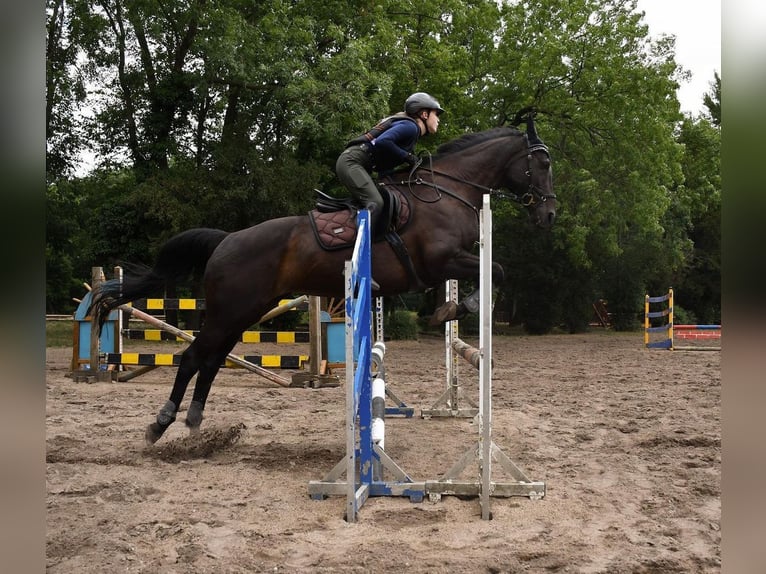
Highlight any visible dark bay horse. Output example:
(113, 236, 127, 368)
(91, 117, 556, 444)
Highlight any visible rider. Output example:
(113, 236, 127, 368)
(336, 91, 445, 234)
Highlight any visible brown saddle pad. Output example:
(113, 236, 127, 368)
(309, 188, 411, 251)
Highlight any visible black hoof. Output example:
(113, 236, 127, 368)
(185, 400, 204, 434)
(429, 301, 458, 326)
(145, 422, 167, 445)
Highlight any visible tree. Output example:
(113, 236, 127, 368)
(46, 0, 720, 329)
(47, 0, 87, 181)
(670, 116, 721, 323)
(703, 71, 721, 127)
(484, 0, 686, 331)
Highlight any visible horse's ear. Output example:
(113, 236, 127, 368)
(526, 111, 538, 138)
(525, 110, 545, 146)
(510, 106, 536, 127)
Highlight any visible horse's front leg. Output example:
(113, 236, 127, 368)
(429, 252, 504, 325)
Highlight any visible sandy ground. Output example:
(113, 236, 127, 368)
(46, 331, 720, 573)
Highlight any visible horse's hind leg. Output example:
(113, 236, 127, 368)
(184, 365, 221, 435)
(145, 342, 204, 445)
(185, 334, 240, 434)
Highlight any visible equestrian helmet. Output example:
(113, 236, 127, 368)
(405, 92, 445, 116)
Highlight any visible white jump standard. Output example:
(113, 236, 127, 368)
(424, 196, 545, 519)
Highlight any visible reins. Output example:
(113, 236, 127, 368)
(384, 137, 555, 217)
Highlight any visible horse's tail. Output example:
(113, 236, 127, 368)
(89, 228, 230, 330)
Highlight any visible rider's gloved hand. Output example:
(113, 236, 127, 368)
(405, 153, 421, 169)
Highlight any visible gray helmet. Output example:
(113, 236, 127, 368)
(405, 92, 445, 116)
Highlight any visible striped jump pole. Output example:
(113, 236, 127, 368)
(371, 341, 386, 449)
(123, 328, 311, 344)
(74, 269, 327, 385)
(371, 340, 386, 482)
(672, 322, 721, 351)
(673, 324, 721, 338)
(98, 287, 331, 385)
(451, 337, 482, 370)
(113, 303, 292, 387)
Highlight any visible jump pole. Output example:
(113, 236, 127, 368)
(83, 269, 292, 387)
(115, 302, 293, 387)
(93, 270, 328, 386)
(114, 293, 334, 386)
(424, 195, 545, 519)
(673, 324, 721, 351)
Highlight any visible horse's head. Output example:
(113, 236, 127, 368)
(508, 113, 556, 228)
(425, 117, 556, 228)
(512, 142, 556, 228)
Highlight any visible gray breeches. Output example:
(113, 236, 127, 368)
(335, 146, 383, 212)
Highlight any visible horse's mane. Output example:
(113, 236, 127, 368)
(434, 126, 523, 158)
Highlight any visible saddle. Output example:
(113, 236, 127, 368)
(308, 184, 426, 291)
(309, 185, 411, 250)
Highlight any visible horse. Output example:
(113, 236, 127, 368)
(90, 114, 556, 444)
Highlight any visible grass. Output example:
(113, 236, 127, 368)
(47, 317, 628, 349)
(46, 320, 74, 347)
(46, 319, 192, 348)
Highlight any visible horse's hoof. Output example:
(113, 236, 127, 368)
(145, 422, 166, 446)
(429, 301, 457, 326)
(185, 400, 204, 431)
(186, 415, 201, 436)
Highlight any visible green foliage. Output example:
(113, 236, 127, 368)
(703, 72, 721, 126)
(672, 305, 697, 327)
(384, 310, 419, 341)
(46, 0, 88, 181)
(45, 0, 720, 333)
(671, 116, 721, 323)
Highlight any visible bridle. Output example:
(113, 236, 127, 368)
(521, 142, 556, 206)
(386, 136, 556, 214)
(375, 131, 555, 292)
